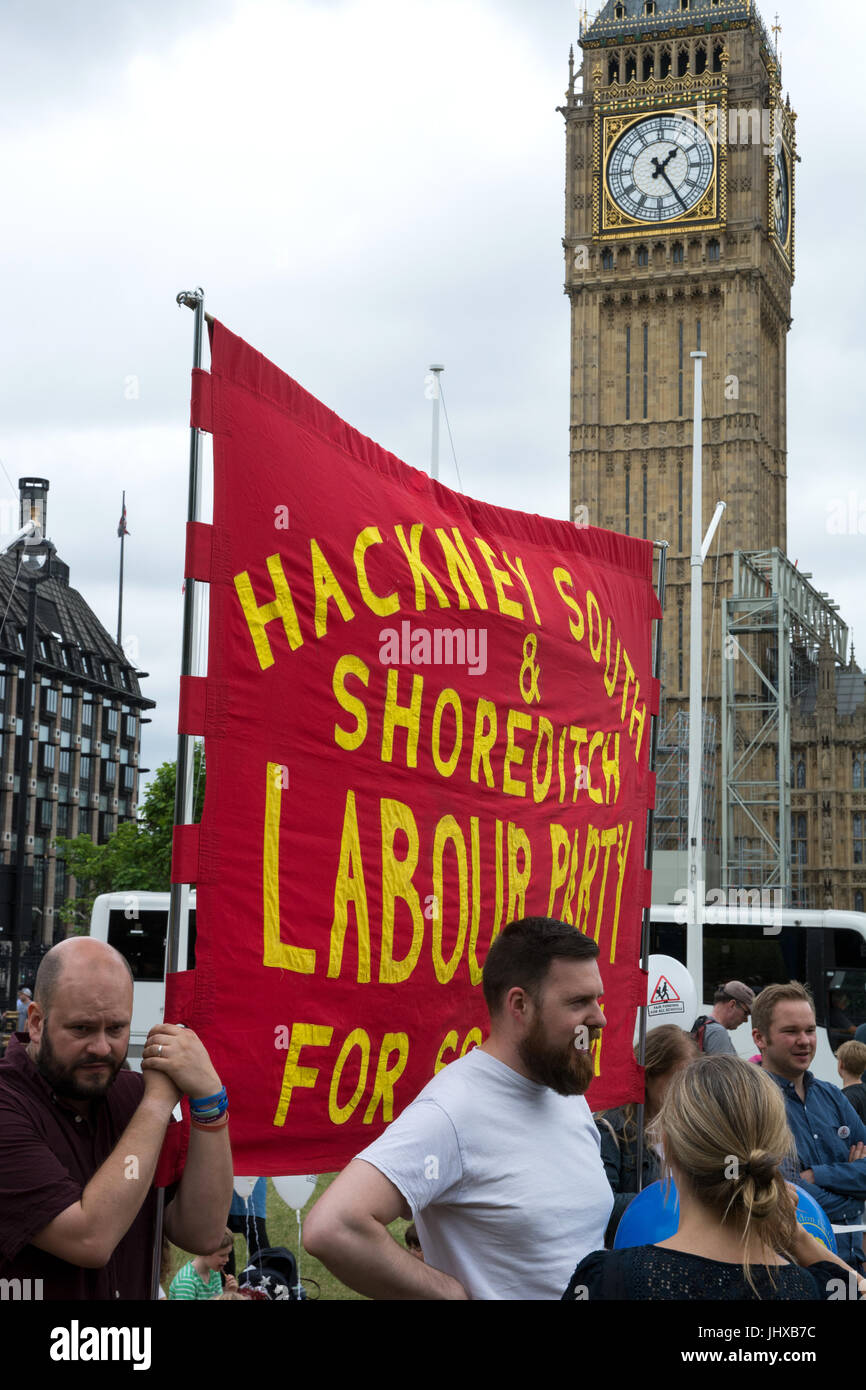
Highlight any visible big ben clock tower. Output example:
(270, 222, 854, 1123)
(563, 0, 796, 789)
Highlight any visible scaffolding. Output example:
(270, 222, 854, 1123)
(654, 708, 718, 853)
(721, 550, 848, 904)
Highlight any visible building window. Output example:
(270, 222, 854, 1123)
(796, 759, 806, 789)
(625, 53, 637, 83)
(625, 468, 631, 536)
(642, 465, 648, 540)
(854, 755, 862, 789)
(677, 47, 689, 76)
(44, 688, 58, 715)
(678, 607, 684, 690)
(660, 48, 671, 78)
(642, 323, 649, 418)
(41, 745, 56, 772)
(708, 239, 720, 262)
(855, 815, 864, 866)
(712, 42, 724, 73)
(696, 318, 702, 352)
(792, 814, 807, 865)
(82, 703, 93, 727)
(637, 246, 648, 267)
(103, 761, 116, 788)
(123, 765, 136, 791)
(642, 52, 654, 80)
(856, 891, 864, 913)
(61, 696, 72, 721)
(107, 707, 118, 734)
(59, 750, 70, 777)
(615, 3, 625, 16)
(695, 43, 707, 75)
(678, 320, 684, 416)
(625, 324, 631, 421)
(677, 462, 683, 551)
(644, 0, 655, 12)
(673, 243, 684, 266)
(602, 249, 614, 270)
(608, 57, 620, 83)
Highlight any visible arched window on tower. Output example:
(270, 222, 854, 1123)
(644, 0, 656, 13)
(712, 42, 724, 73)
(625, 52, 637, 83)
(609, 56, 620, 84)
(615, 2, 625, 16)
(856, 891, 864, 913)
(660, 48, 672, 78)
(792, 815, 807, 865)
(643, 52, 655, 80)
(602, 249, 614, 270)
(672, 242, 684, 265)
(637, 246, 649, 267)
(855, 814, 864, 865)
(695, 44, 707, 75)
(677, 46, 690, 77)
(708, 239, 721, 262)
(854, 754, 862, 789)
(796, 759, 806, 789)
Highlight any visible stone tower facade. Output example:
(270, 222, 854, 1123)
(562, 0, 796, 738)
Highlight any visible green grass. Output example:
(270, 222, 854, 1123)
(167, 1174, 414, 1301)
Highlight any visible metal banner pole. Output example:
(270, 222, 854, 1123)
(148, 287, 206, 1300)
(634, 539, 667, 1193)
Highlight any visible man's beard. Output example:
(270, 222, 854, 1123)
(518, 1013, 596, 1096)
(34, 1026, 124, 1100)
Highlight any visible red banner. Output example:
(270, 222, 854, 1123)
(172, 321, 660, 1174)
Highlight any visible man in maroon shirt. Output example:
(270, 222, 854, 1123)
(0, 935, 233, 1299)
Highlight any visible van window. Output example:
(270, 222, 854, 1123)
(106, 909, 197, 979)
(649, 920, 808, 1000)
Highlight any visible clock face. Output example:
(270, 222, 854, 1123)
(606, 112, 716, 223)
(773, 142, 790, 246)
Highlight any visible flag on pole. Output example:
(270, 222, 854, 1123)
(117, 496, 129, 538)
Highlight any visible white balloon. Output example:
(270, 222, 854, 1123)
(272, 1174, 318, 1210)
(232, 1176, 259, 1201)
(643, 955, 698, 1035)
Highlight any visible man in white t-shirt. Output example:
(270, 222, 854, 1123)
(303, 917, 613, 1299)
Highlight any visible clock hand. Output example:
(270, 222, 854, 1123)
(657, 166, 688, 211)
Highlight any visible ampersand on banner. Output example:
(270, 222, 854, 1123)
(519, 634, 541, 705)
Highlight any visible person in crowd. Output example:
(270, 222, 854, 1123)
(691, 981, 754, 1054)
(16, 987, 31, 1033)
(752, 980, 866, 1273)
(563, 1054, 866, 1300)
(595, 1025, 698, 1246)
(836, 1039, 866, 1123)
(227, 1176, 270, 1276)
(0, 936, 233, 1299)
(304, 917, 613, 1300)
(169, 1230, 237, 1299)
(404, 1223, 424, 1261)
(828, 989, 858, 1052)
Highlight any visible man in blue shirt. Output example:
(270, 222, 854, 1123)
(752, 981, 866, 1272)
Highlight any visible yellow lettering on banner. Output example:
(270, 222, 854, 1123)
(328, 1028, 371, 1124)
(434, 528, 488, 610)
(504, 553, 540, 624)
(553, 567, 585, 643)
(431, 816, 468, 984)
(311, 539, 355, 639)
(629, 684, 647, 762)
(263, 761, 316, 974)
(431, 689, 463, 778)
(503, 709, 532, 797)
(328, 790, 371, 982)
(586, 591, 603, 663)
(562, 828, 581, 924)
(470, 701, 497, 788)
(602, 732, 621, 805)
(590, 1029, 603, 1079)
(380, 799, 424, 983)
(620, 650, 635, 723)
(381, 669, 423, 767)
(603, 619, 621, 698)
(531, 718, 553, 804)
(273, 1024, 333, 1126)
(548, 823, 571, 916)
(333, 655, 370, 751)
(461, 1029, 483, 1054)
(354, 527, 399, 616)
(493, 819, 505, 943)
(363, 1033, 410, 1123)
(585, 732, 605, 806)
(234, 555, 303, 671)
(506, 822, 531, 921)
(574, 825, 601, 937)
(609, 821, 634, 963)
(394, 524, 450, 611)
(474, 539, 524, 620)
(594, 826, 620, 943)
(467, 817, 483, 985)
(569, 726, 589, 801)
(435, 1031, 459, 1072)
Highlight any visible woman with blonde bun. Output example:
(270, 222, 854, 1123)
(563, 1055, 866, 1300)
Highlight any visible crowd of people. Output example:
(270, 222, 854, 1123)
(1, 919, 865, 1301)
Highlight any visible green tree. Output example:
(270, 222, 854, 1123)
(55, 744, 205, 931)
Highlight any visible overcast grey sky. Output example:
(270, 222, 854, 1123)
(0, 0, 861, 790)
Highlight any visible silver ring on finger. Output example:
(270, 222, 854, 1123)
(157, 1044, 163, 1057)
